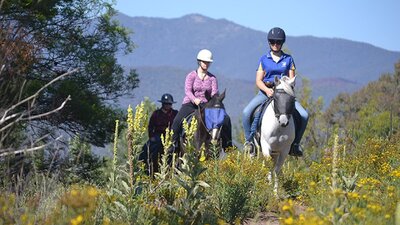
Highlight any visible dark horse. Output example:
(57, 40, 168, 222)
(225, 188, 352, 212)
(140, 91, 230, 175)
(179, 90, 230, 159)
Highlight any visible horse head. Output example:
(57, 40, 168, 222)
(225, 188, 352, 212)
(272, 76, 296, 127)
(201, 90, 226, 143)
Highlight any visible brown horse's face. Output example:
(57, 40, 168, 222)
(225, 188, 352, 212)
(197, 90, 226, 150)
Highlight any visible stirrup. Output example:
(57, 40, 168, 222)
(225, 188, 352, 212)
(244, 141, 256, 157)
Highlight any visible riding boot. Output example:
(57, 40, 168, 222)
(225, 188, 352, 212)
(289, 143, 303, 157)
(244, 130, 256, 157)
(289, 109, 303, 157)
(221, 115, 233, 149)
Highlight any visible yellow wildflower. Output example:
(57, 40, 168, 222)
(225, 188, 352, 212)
(87, 187, 98, 197)
(283, 217, 294, 225)
(282, 204, 291, 211)
(70, 215, 83, 225)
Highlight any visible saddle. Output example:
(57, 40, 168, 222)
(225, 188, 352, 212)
(250, 98, 272, 143)
(250, 81, 274, 143)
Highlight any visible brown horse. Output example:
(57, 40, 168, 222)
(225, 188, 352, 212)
(180, 90, 230, 159)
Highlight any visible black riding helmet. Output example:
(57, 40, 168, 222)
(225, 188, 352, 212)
(158, 93, 176, 104)
(267, 27, 286, 43)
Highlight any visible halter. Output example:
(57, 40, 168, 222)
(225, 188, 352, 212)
(196, 104, 226, 133)
(272, 79, 295, 119)
(196, 96, 226, 140)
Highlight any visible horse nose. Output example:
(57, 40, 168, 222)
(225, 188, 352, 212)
(211, 128, 220, 141)
(279, 115, 289, 127)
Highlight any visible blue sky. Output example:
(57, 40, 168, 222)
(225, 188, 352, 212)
(115, 0, 400, 52)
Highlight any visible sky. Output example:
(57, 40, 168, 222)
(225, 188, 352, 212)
(115, 0, 400, 52)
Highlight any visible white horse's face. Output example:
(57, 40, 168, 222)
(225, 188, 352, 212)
(273, 77, 296, 127)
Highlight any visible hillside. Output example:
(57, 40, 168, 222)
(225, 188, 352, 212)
(115, 13, 400, 123)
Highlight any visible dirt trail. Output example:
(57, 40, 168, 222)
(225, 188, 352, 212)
(244, 212, 280, 225)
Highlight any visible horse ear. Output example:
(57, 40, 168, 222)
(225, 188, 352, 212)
(290, 76, 296, 87)
(220, 89, 226, 101)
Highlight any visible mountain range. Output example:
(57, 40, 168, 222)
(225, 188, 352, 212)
(115, 13, 400, 124)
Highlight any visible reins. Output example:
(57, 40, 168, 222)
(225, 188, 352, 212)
(196, 105, 210, 132)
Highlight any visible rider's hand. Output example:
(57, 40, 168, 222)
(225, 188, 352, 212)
(194, 98, 201, 105)
(266, 88, 274, 97)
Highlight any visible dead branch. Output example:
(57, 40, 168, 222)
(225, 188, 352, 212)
(0, 136, 62, 157)
(0, 68, 78, 125)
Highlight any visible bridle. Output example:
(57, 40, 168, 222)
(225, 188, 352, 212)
(197, 102, 225, 139)
(272, 89, 295, 118)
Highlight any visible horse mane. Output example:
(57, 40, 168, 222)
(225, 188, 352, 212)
(276, 77, 295, 97)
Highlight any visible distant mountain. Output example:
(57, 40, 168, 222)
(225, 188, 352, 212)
(115, 13, 400, 123)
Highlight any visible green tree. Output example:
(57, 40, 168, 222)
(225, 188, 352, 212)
(323, 61, 400, 143)
(0, 0, 139, 150)
(296, 77, 325, 160)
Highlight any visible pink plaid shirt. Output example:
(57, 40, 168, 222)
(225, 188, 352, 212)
(182, 70, 218, 104)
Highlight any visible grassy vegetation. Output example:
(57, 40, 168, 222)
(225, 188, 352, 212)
(1, 100, 400, 225)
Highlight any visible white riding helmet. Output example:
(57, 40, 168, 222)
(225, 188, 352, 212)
(197, 49, 213, 62)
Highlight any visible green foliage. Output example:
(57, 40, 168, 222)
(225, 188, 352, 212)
(2, 93, 400, 224)
(325, 61, 400, 142)
(167, 152, 210, 224)
(61, 136, 108, 186)
(205, 152, 272, 224)
(0, 0, 139, 148)
(296, 77, 326, 161)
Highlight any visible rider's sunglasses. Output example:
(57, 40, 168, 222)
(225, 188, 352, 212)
(269, 40, 283, 45)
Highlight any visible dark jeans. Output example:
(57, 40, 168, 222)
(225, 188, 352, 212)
(171, 103, 198, 142)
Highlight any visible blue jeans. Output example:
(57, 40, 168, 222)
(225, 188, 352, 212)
(293, 101, 309, 144)
(242, 91, 269, 141)
(242, 91, 309, 144)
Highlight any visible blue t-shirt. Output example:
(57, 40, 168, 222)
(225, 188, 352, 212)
(257, 51, 296, 83)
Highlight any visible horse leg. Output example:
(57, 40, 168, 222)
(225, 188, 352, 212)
(267, 162, 279, 197)
(260, 138, 280, 196)
(260, 136, 272, 158)
(272, 150, 291, 196)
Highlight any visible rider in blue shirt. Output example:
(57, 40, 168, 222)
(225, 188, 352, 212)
(259, 51, 296, 83)
(242, 27, 309, 157)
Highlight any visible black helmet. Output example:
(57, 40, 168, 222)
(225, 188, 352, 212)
(158, 93, 176, 104)
(267, 27, 286, 43)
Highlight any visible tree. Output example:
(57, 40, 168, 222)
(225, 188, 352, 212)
(296, 77, 325, 159)
(323, 61, 400, 143)
(0, 0, 139, 151)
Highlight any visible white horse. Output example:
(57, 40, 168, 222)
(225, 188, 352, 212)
(260, 76, 296, 194)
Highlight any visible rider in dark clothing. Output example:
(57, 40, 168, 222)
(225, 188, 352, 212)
(140, 93, 178, 175)
(148, 94, 178, 141)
